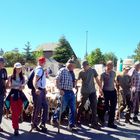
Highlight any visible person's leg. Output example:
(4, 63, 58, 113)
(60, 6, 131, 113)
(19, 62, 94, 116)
(132, 91, 140, 121)
(51, 94, 67, 125)
(0, 95, 4, 131)
(41, 90, 48, 128)
(108, 90, 117, 127)
(61, 91, 69, 116)
(125, 92, 132, 123)
(77, 94, 88, 124)
(32, 93, 42, 127)
(10, 98, 23, 135)
(89, 93, 98, 125)
(68, 91, 76, 127)
(117, 90, 126, 119)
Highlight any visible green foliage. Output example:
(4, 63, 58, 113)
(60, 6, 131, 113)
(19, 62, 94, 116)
(6, 67, 13, 75)
(3, 51, 25, 67)
(133, 42, 140, 61)
(0, 48, 4, 56)
(53, 36, 74, 63)
(23, 41, 34, 62)
(104, 52, 118, 66)
(32, 49, 44, 64)
(87, 48, 105, 66)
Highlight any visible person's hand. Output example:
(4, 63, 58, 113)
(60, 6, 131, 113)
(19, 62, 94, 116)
(99, 88, 103, 97)
(60, 89, 64, 96)
(44, 89, 47, 95)
(36, 89, 41, 95)
(75, 86, 79, 93)
(19, 85, 24, 91)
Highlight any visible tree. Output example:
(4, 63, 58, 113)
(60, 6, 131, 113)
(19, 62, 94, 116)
(32, 49, 44, 64)
(12, 48, 19, 53)
(103, 52, 118, 66)
(0, 48, 4, 56)
(3, 51, 25, 67)
(23, 41, 34, 62)
(53, 36, 75, 63)
(87, 48, 105, 66)
(133, 42, 140, 61)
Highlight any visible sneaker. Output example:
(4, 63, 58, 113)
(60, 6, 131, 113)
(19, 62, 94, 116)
(39, 124, 47, 133)
(89, 124, 101, 130)
(108, 123, 117, 129)
(133, 116, 140, 123)
(50, 119, 58, 127)
(68, 125, 78, 132)
(77, 120, 81, 125)
(30, 124, 40, 132)
(125, 119, 133, 124)
(99, 121, 105, 127)
(0, 127, 4, 132)
(14, 129, 19, 136)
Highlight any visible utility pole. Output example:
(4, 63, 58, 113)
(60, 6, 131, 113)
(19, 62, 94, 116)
(85, 31, 88, 58)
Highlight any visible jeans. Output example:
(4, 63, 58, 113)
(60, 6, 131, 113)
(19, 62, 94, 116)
(53, 90, 76, 126)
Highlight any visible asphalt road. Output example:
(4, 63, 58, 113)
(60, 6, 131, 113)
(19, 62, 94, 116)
(0, 115, 140, 140)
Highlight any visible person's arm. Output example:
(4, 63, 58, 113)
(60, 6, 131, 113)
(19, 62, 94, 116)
(6, 76, 12, 89)
(116, 75, 120, 91)
(33, 74, 41, 95)
(19, 77, 26, 91)
(95, 76, 103, 96)
(56, 69, 64, 96)
(114, 72, 118, 91)
(75, 71, 81, 90)
(33, 68, 43, 95)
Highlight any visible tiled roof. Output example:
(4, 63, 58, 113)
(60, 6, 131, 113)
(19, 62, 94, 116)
(35, 43, 58, 51)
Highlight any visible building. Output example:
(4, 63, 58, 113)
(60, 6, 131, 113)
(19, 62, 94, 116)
(35, 43, 58, 58)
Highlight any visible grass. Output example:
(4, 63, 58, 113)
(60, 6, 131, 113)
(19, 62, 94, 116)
(6, 67, 13, 75)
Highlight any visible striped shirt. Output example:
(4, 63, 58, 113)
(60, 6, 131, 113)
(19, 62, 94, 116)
(56, 67, 73, 90)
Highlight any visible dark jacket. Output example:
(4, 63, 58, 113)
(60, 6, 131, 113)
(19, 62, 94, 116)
(5, 89, 29, 110)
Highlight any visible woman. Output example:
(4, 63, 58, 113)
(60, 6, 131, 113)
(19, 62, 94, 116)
(5, 62, 29, 136)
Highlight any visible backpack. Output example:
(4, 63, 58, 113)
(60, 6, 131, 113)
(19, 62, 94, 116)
(27, 67, 44, 89)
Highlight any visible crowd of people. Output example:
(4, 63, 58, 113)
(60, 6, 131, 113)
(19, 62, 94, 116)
(0, 55, 140, 136)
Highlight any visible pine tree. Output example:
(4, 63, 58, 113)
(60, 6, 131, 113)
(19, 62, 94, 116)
(53, 36, 75, 63)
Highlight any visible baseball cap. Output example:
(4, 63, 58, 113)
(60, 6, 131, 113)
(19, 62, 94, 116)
(82, 60, 89, 68)
(0, 56, 5, 63)
(134, 61, 140, 66)
(123, 66, 130, 70)
(14, 62, 22, 68)
(38, 56, 46, 63)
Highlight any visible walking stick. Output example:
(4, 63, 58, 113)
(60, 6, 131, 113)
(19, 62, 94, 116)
(58, 96, 62, 133)
(75, 86, 79, 123)
(117, 89, 121, 122)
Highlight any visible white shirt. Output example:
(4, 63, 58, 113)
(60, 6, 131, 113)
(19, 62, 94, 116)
(35, 66, 46, 89)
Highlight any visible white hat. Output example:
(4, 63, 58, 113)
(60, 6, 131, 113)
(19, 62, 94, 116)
(14, 62, 22, 68)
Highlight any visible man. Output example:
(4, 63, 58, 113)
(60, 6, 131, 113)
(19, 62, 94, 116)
(55, 59, 77, 131)
(31, 56, 48, 132)
(131, 61, 140, 122)
(116, 66, 132, 124)
(77, 60, 102, 129)
(100, 60, 117, 129)
(0, 56, 7, 132)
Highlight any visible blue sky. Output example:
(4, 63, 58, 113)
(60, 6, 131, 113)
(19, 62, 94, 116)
(0, 0, 140, 60)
